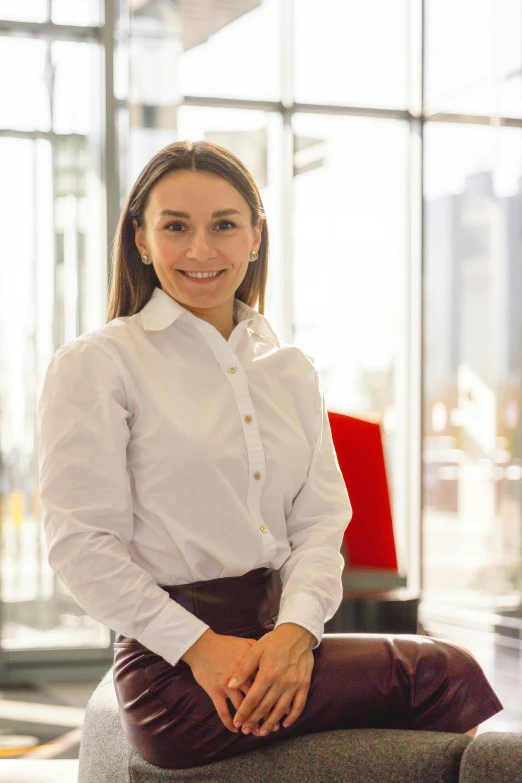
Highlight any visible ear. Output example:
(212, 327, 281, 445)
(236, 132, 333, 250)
(253, 217, 263, 252)
(132, 218, 148, 257)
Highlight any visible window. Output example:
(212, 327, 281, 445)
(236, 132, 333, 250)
(0, 7, 108, 657)
(2, 0, 522, 689)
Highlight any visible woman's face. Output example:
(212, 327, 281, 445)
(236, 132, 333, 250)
(133, 169, 262, 325)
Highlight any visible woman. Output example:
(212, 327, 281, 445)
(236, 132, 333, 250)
(38, 140, 502, 770)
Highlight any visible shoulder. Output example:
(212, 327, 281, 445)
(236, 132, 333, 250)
(277, 339, 316, 371)
(49, 315, 140, 369)
(41, 317, 143, 399)
(270, 339, 320, 391)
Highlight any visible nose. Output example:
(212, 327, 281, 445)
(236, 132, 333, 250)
(186, 229, 217, 262)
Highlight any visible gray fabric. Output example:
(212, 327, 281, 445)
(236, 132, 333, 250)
(79, 668, 471, 783)
(460, 731, 522, 783)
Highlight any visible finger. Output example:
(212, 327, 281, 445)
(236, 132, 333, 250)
(212, 691, 238, 733)
(252, 720, 280, 737)
(226, 688, 244, 716)
(240, 678, 254, 696)
(282, 682, 310, 728)
(228, 646, 262, 690)
(240, 685, 281, 732)
(227, 686, 265, 734)
(255, 692, 294, 736)
(227, 689, 266, 734)
(233, 679, 272, 728)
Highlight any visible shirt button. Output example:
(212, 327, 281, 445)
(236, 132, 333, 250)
(228, 365, 237, 373)
(244, 415, 253, 423)
(253, 471, 262, 480)
(259, 524, 267, 533)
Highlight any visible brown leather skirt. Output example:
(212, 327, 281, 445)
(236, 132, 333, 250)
(113, 568, 503, 769)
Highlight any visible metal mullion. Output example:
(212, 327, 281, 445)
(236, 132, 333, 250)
(423, 111, 522, 128)
(281, 0, 294, 343)
(5, 646, 112, 665)
(400, 0, 424, 595)
(0, 129, 86, 141)
(181, 95, 282, 113)
(293, 102, 411, 121)
(102, 0, 118, 263)
(181, 94, 414, 122)
(0, 19, 101, 42)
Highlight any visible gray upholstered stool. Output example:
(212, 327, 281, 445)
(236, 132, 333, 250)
(78, 669, 472, 783)
(459, 731, 522, 783)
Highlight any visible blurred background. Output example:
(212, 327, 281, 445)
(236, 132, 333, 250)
(0, 0, 521, 754)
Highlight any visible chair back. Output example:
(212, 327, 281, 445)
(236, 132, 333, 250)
(327, 411, 398, 571)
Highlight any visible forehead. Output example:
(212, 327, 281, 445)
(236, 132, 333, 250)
(147, 169, 248, 213)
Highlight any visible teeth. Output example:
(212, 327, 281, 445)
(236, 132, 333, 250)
(184, 271, 222, 279)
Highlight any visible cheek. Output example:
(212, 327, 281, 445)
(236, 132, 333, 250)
(228, 238, 252, 263)
(152, 234, 183, 258)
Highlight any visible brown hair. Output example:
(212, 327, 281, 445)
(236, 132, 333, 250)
(106, 140, 269, 323)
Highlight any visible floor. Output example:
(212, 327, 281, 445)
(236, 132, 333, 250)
(0, 680, 94, 760)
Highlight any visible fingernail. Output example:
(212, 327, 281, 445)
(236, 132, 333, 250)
(234, 720, 242, 728)
(228, 679, 238, 689)
(259, 728, 268, 736)
(272, 724, 279, 732)
(242, 727, 251, 735)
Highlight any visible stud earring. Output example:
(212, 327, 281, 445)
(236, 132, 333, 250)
(142, 254, 151, 265)
(250, 250, 258, 261)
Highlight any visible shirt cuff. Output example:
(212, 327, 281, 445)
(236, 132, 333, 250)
(139, 600, 210, 666)
(274, 591, 325, 649)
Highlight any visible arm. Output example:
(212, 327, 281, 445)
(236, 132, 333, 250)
(38, 339, 209, 666)
(275, 364, 353, 646)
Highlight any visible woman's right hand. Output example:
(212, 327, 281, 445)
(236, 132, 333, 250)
(181, 629, 259, 733)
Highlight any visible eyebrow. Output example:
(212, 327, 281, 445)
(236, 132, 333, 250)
(157, 208, 242, 219)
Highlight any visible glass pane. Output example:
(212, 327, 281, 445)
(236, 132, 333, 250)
(294, 0, 408, 108)
(0, 38, 50, 132)
(52, 0, 103, 26)
(0, 49, 108, 650)
(423, 123, 522, 692)
(425, 0, 522, 117)
(52, 41, 103, 134)
(176, 0, 280, 100)
(291, 113, 409, 562)
(0, 0, 47, 22)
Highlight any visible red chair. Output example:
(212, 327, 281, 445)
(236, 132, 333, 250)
(327, 411, 398, 572)
(326, 411, 418, 634)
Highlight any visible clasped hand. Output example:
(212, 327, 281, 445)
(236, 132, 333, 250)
(181, 622, 315, 736)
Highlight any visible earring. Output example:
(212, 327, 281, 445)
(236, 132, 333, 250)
(142, 254, 151, 265)
(250, 250, 258, 261)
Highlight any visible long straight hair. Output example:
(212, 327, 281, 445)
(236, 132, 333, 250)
(106, 140, 269, 323)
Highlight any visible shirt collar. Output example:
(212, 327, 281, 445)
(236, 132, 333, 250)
(139, 286, 280, 346)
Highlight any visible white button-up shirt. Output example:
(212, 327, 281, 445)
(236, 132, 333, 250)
(38, 287, 352, 666)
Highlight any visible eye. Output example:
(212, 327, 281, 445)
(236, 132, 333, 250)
(165, 221, 187, 232)
(215, 220, 236, 230)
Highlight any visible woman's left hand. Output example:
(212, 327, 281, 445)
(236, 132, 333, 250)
(227, 622, 315, 737)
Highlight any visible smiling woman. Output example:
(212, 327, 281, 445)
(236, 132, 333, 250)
(38, 139, 503, 773)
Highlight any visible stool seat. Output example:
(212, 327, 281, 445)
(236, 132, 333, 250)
(78, 666, 470, 783)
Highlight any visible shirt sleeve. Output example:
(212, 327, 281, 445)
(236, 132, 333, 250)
(274, 364, 352, 647)
(38, 338, 209, 666)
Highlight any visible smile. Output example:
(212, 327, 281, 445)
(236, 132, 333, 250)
(179, 270, 226, 280)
